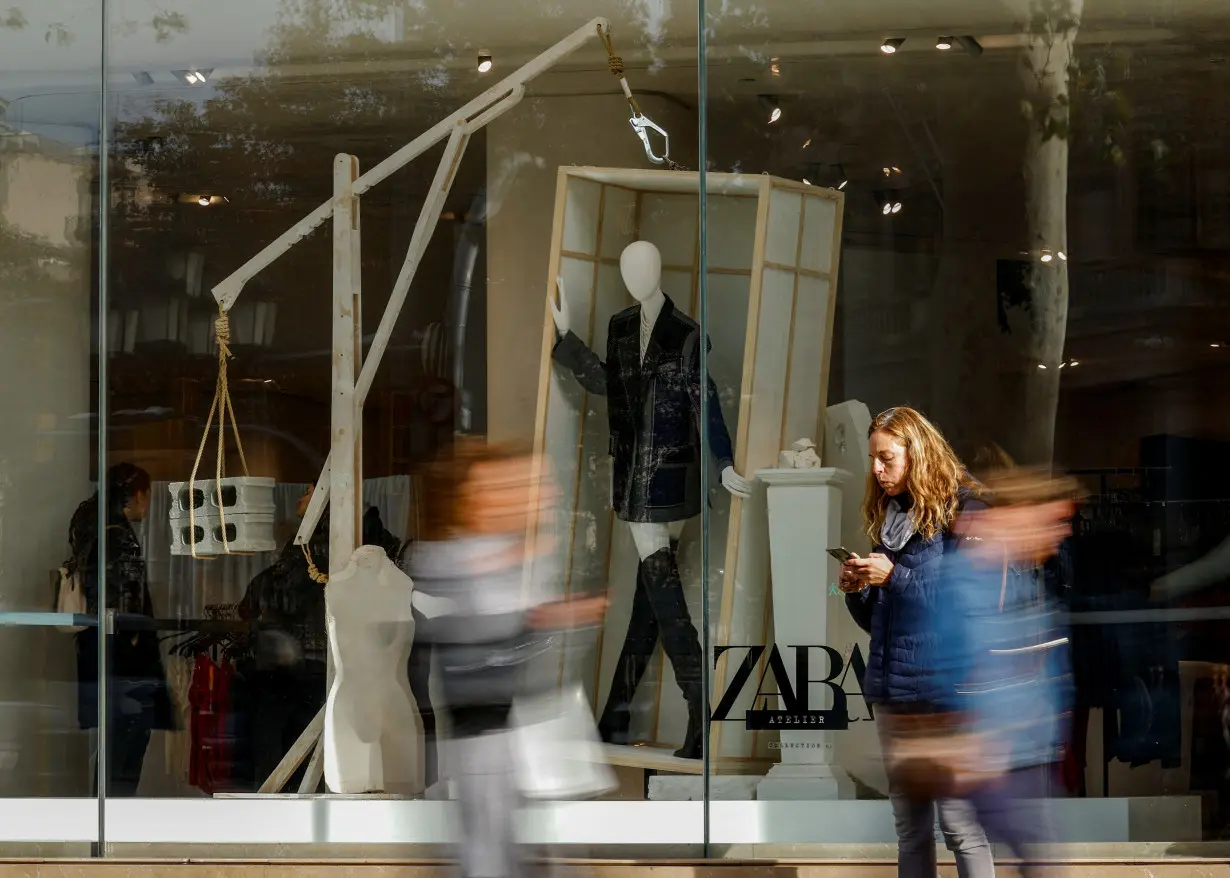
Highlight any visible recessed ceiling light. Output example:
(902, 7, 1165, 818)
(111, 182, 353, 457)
(838, 179, 848, 190)
(881, 38, 905, 54)
(937, 37, 953, 50)
(759, 95, 782, 124)
(477, 51, 493, 74)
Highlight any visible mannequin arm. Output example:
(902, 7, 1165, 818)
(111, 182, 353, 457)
(552, 331, 609, 397)
(684, 332, 735, 473)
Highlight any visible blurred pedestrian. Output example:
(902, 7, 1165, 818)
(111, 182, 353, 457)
(839, 406, 994, 878)
(406, 439, 606, 878)
(940, 467, 1080, 877)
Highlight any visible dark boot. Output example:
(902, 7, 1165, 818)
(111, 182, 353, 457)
(672, 680, 704, 759)
(640, 547, 706, 760)
(597, 560, 658, 744)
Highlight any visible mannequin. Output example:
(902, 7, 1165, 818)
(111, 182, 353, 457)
(324, 545, 423, 794)
(549, 240, 751, 758)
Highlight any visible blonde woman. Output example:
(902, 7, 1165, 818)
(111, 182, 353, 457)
(839, 406, 993, 878)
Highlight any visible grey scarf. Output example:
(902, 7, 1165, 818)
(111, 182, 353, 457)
(880, 497, 916, 552)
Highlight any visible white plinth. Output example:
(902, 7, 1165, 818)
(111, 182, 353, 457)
(755, 467, 855, 801)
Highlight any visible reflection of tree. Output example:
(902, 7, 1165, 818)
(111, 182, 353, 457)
(1013, 0, 1083, 465)
(1, 1, 187, 46)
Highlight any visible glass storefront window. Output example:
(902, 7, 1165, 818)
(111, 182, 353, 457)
(0, 0, 1229, 866)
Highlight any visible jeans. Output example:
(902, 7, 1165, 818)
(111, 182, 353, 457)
(879, 709, 994, 878)
(890, 792, 995, 878)
(965, 766, 1057, 878)
(89, 681, 157, 797)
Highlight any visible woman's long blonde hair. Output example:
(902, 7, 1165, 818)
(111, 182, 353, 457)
(861, 406, 978, 544)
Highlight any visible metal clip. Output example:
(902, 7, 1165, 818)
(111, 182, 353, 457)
(629, 112, 670, 165)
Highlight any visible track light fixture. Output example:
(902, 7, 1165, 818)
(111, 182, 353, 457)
(881, 38, 905, 54)
(477, 51, 493, 74)
(759, 95, 782, 124)
(876, 192, 903, 215)
(937, 36, 953, 50)
(174, 69, 212, 86)
(956, 36, 983, 57)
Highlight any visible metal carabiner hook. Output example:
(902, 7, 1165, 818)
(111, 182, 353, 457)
(629, 112, 670, 166)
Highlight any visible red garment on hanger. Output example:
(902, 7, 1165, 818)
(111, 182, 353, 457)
(188, 654, 234, 794)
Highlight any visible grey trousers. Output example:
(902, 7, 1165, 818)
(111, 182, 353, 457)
(448, 730, 523, 878)
(889, 792, 995, 878)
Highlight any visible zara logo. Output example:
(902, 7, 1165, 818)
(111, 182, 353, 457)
(709, 643, 873, 731)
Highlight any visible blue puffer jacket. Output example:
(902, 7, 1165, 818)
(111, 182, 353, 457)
(844, 488, 986, 707)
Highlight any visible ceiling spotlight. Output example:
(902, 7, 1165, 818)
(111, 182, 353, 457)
(956, 36, 983, 57)
(477, 51, 493, 74)
(882, 202, 893, 216)
(1212, 343, 1221, 349)
(802, 178, 812, 185)
(1058, 250, 1068, 261)
(881, 38, 905, 54)
(174, 69, 213, 86)
(838, 179, 848, 190)
(1038, 363, 1048, 370)
(1070, 359, 1080, 366)
(198, 195, 211, 206)
(891, 201, 902, 214)
(937, 36, 953, 50)
(1040, 249, 1054, 263)
(769, 57, 781, 77)
(759, 95, 782, 124)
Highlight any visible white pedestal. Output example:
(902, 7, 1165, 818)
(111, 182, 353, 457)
(755, 467, 855, 801)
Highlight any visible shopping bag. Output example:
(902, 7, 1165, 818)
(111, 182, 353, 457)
(53, 565, 87, 634)
(511, 683, 616, 800)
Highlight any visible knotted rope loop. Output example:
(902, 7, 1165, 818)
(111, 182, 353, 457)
(187, 306, 250, 558)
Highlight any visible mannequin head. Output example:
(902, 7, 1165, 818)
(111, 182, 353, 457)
(619, 241, 663, 302)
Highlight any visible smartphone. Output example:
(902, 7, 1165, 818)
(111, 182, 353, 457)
(827, 547, 854, 564)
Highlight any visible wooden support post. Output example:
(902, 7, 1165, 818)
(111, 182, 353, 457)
(331, 152, 362, 575)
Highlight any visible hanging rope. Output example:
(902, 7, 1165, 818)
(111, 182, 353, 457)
(598, 23, 641, 118)
(302, 543, 328, 584)
(598, 23, 689, 172)
(187, 307, 250, 558)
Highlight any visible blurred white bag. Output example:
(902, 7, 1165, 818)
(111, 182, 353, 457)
(511, 683, 616, 800)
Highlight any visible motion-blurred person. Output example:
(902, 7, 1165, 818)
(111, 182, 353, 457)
(70, 463, 175, 796)
(406, 440, 606, 878)
(839, 406, 994, 878)
(940, 467, 1081, 877)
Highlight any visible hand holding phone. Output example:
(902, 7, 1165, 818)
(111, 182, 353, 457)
(827, 547, 855, 564)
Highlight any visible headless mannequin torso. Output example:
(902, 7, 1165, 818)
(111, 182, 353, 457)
(324, 545, 422, 794)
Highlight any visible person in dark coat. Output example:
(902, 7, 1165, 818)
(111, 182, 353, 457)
(838, 407, 992, 878)
(71, 463, 175, 797)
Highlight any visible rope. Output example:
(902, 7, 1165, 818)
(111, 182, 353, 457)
(598, 23, 688, 172)
(187, 307, 250, 558)
(302, 544, 328, 584)
(598, 23, 641, 116)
